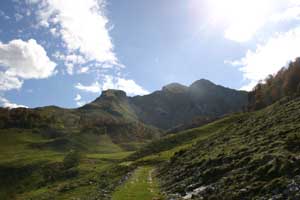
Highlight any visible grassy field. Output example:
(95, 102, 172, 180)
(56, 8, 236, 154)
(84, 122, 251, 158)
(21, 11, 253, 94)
(0, 128, 136, 200)
(112, 166, 164, 200)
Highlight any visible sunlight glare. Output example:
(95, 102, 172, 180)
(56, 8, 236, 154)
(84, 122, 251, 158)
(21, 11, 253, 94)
(207, 0, 273, 42)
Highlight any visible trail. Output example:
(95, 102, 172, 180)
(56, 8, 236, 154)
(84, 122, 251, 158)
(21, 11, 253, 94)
(112, 166, 164, 200)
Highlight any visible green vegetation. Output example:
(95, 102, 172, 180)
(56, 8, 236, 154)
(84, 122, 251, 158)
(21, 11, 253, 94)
(63, 150, 80, 169)
(4, 74, 300, 200)
(112, 166, 164, 200)
(150, 97, 300, 199)
(248, 57, 300, 110)
(0, 127, 136, 200)
(129, 113, 247, 161)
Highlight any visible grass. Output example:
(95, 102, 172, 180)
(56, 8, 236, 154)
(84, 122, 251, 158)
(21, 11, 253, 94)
(112, 166, 164, 200)
(86, 151, 134, 160)
(0, 129, 64, 166)
(0, 127, 137, 200)
(128, 113, 248, 163)
(155, 97, 300, 199)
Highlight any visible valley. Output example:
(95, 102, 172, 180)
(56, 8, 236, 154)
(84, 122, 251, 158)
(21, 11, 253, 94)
(2, 63, 300, 199)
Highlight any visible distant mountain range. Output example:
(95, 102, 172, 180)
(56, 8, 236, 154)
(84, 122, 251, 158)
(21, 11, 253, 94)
(129, 79, 247, 130)
(86, 79, 248, 130)
(0, 79, 247, 150)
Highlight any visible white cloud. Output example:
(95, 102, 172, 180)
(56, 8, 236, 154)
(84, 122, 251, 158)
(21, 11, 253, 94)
(50, 27, 60, 37)
(75, 81, 101, 93)
(223, 0, 300, 90)
(231, 27, 300, 91)
(0, 72, 23, 91)
(0, 97, 28, 108)
(77, 66, 89, 74)
(0, 39, 56, 92)
(53, 52, 87, 75)
(0, 39, 56, 79)
(75, 76, 149, 96)
(76, 101, 85, 107)
(65, 63, 74, 75)
(207, 0, 300, 42)
(271, 1, 300, 22)
(102, 75, 149, 96)
(29, 0, 117, 66)
(74, 94, 82, 101)
(74, 94, 85, 106)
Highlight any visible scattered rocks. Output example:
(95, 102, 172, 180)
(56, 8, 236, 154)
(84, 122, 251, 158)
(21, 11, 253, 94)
(182, 185, 215, 199)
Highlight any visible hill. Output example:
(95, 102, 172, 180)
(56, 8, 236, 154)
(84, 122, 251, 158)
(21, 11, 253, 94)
(248, 58, 300, 111)
(128, 96, 300, 199)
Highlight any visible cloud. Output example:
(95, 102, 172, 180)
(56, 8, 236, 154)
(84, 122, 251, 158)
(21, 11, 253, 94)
(0, 97, 28, 108)
(0, 72, 23, 91)
(208, 0, 300, 42)
(230, 27, 300, 91)
(271, 1, 300, 22)
(77, 66, 89, 74)
(74, 94, 85, 106)
(0, 39, 57, 79)
(102, 75, 149, 96)
(29, 0, 117, 66)
(75, 81, 101, 93)
(74, 94, 82, 101)
(75, 76, 149, 96)
(223, 0, 300, 90)
(0, 39, 56, 92)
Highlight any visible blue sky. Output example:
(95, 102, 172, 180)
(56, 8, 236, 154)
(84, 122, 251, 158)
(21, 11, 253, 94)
(0, 0, 300, 108)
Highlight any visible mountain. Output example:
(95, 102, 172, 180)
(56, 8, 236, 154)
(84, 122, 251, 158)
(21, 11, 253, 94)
(130, 79, 248, 130)
(0, 79, 247, 152)
(0, 79, 248, 200)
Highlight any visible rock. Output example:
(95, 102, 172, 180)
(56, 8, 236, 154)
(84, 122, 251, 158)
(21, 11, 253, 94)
(240, 188, 247, 193)
(268, 194, 283, 200)
(182, 185, 215, 199)
(167, 193, 182, 200)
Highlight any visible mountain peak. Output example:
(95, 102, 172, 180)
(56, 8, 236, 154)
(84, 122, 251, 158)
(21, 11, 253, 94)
(100, 89, 127, 99)
(162, 83, 188, 93)
(190, 79, 216, 88)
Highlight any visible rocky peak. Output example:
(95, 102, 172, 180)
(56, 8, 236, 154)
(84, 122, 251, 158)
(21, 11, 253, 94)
(100, 89, 127, 99)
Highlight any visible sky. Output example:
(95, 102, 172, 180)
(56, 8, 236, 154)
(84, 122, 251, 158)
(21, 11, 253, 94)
(0, 0, 300, 108)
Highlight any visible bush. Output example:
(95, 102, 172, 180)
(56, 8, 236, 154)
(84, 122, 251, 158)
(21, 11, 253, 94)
(63, 150, 80, 169)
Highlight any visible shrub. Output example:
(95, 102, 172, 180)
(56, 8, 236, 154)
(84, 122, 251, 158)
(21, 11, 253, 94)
(63, 150, 80, 169)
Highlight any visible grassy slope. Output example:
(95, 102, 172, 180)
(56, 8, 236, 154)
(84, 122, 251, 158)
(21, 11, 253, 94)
(112, 166, 164, 200)
(0, 127, 133, 200)
(0, 97, 159, 199)
(128, 113, 247, 163)
(129, 97, 300, 199)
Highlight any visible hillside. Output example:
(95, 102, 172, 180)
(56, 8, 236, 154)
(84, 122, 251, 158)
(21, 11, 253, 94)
(128, 96, 300, 199)
(248, 58, 300, 111)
